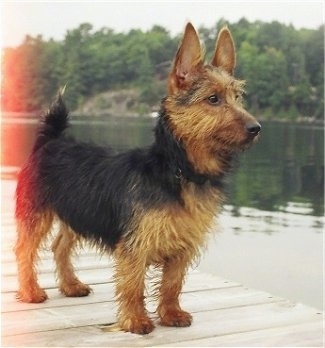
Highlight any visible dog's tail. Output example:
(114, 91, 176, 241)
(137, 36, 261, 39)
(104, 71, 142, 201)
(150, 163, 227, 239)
(32, 89, 69, 153)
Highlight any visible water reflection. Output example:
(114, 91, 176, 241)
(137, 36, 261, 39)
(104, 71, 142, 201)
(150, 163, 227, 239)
(228, 122, 324, 216)
(1, 118, 324, 217)
(224, 205, 323, 234)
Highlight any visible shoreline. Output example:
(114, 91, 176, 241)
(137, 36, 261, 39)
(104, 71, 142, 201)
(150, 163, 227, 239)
(1, 112, 324, 126)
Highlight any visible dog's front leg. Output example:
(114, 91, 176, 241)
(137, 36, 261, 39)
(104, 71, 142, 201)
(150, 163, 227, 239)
(113, 245, 154, 334)
(157, 256, 193, 327)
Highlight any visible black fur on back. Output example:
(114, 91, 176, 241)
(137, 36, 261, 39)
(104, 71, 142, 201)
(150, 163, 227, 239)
(16, 96, 228, 250)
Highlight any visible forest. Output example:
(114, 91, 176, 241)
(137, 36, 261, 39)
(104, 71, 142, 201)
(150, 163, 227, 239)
(2, 18, 324, 121)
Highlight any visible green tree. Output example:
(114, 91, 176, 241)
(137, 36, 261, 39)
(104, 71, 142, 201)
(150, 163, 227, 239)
(1, 19, 323, 119)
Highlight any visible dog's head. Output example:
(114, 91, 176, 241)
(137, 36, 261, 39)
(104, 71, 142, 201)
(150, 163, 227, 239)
(164, 23, 261, 175)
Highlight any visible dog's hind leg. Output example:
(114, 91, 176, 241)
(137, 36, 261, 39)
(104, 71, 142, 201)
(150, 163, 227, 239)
(15, 211, 53, 303)
(52, 222, 92, 297)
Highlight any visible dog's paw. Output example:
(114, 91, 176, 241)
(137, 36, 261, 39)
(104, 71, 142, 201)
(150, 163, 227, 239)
(16, 287, 48, 303)
(60, 282, 92, 297)
(119, 315, 155, 335)
(159, 308, 192, 327)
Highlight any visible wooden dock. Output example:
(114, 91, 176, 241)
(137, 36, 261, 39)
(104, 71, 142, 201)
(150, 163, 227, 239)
(1, 180, 323, 347)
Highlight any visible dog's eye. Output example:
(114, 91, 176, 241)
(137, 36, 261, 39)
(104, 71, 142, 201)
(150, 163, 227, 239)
(207, 95, 220, 105)
(235, 93, 242, 102)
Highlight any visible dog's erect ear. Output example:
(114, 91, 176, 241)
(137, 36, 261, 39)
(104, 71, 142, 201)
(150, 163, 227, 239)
(168, 23, 203, 94)
(211, 26, 236, 75)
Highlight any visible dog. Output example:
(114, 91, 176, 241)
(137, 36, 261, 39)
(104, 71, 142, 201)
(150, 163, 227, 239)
(15, 22, 260, 334)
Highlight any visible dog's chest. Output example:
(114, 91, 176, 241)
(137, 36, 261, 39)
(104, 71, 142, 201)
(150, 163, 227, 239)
(130, 183, 222, 263)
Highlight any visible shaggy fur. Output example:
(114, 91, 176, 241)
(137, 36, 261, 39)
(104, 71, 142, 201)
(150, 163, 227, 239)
(15, 23, 260, 334)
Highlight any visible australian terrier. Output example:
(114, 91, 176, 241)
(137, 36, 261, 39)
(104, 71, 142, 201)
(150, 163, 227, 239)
(15, 23, 260, 334)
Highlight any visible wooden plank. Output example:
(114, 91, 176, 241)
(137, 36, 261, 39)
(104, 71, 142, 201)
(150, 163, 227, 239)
(2, 271, 242, 313)
(158, 321, 324, 347)
(2, 275, 242, 313)
(1, 246, 101, 264)
(2, 253, 241, 292)
(2, 267, 114, 293)
(2, 284, 284, 335)
(2, 302, 322, 347)
(1, 254, 112, 277)
(2, 283, 115, 313)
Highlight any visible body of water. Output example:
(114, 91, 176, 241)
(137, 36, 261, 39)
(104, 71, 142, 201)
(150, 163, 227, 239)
(1, 116, 324, 309)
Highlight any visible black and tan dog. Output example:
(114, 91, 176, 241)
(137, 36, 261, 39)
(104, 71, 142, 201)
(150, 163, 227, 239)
(15, 23, 260, 334)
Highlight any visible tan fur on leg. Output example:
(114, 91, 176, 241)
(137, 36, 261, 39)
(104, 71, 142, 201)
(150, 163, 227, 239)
(158, 257, 192, 327)
(15, 211, 53, 303)
(113, 244, 154, 334)
(52, 222, 92, 297)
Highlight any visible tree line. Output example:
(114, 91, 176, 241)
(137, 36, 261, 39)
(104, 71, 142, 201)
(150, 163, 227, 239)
(2, 19, 324, 120)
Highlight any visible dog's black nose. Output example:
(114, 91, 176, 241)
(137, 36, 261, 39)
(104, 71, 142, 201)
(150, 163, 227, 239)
(246, 122, 261, 136)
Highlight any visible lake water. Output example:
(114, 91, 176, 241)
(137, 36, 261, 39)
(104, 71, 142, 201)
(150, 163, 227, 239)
(1, 116, 324, 309)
